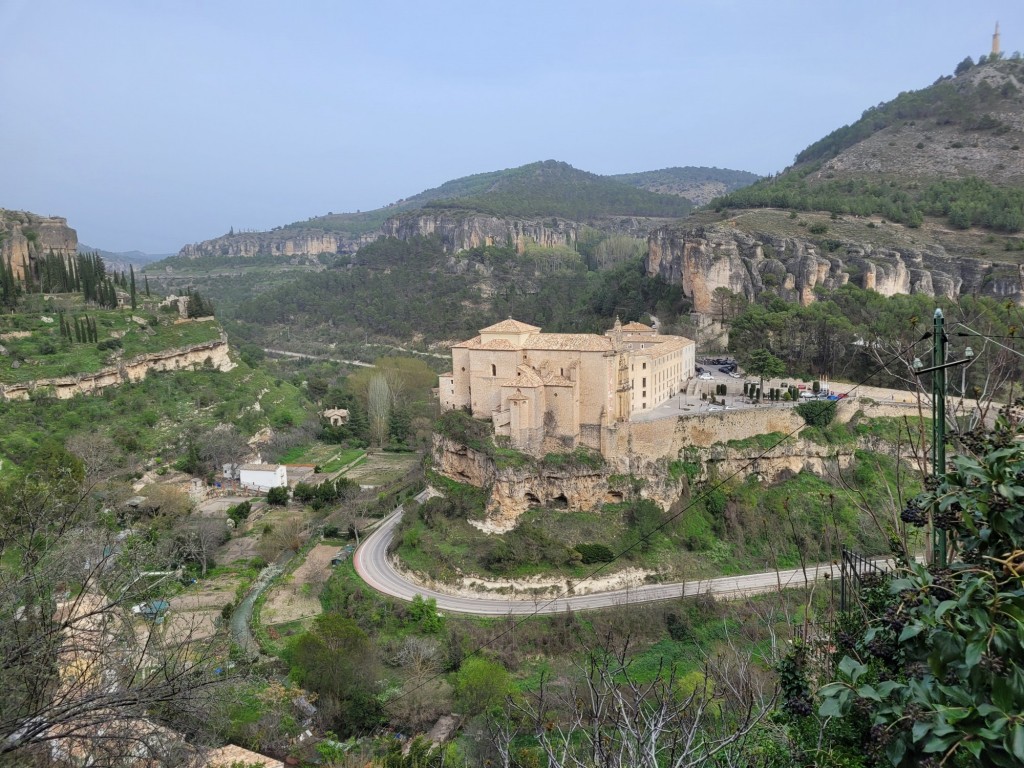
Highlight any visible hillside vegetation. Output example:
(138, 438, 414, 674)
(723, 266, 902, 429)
(422, 160, 692, 219)
(229, 235, 690, 351)
(611, 166, 761, 204)
(713, 58, 1024, 233)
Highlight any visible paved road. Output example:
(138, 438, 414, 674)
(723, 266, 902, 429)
(353, 508, 846, 616)
(263, 348, 374, 368)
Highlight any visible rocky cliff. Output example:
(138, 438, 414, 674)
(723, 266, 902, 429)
(382, 210, 681, 255)
(431, 434, 687, 533)
(1, 210, 78, 281)
(646, 221, 1024, 311)
(381, 211, 578, 254)
(0, 334, 234, 401)
(433, 399, 912, 531)
(177, 229, 375, 259)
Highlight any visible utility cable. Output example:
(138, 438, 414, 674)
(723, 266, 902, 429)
(953, 324, 1024, 362)
(377, 332, 932, 709)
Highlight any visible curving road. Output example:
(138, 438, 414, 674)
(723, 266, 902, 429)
(354, 507, 847, 616)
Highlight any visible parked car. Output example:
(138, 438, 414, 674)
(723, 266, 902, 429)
(699, 372, 713, 380)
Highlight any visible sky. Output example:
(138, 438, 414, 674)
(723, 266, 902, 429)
(1, 1, 1022, 254)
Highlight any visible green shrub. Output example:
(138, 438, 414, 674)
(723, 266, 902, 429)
(795, 400, 837, 428)
(575, 543, 615, 564)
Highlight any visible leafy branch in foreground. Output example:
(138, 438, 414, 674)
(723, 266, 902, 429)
(818, 411, 1024, 767)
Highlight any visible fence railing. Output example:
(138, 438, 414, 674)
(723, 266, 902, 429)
(840, 547, 892, 612)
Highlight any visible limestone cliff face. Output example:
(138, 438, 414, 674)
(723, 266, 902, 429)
(0, 210, 78, 281)
(431, 434, 685, 532)
(177, 230, 374, 259)
(0, 334, 234, 402)
(382, 211, 578, 254)
(646, 223, 1024, 310)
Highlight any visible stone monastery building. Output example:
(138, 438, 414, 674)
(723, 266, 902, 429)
(440, 318, 695, 455)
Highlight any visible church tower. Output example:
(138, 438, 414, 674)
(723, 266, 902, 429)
(992, 22, 1001, 57)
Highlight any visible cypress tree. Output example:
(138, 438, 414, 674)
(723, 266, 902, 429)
(74, 318, 82, 343)
(129, 265, 137, 310)
(144, 274, 150, 296)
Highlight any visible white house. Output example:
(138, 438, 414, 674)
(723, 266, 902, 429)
(238, 463, 287, 492)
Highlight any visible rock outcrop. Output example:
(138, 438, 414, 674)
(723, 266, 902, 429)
(432, 398, 910, 531)
(382, 212, 579, 254)
(431, 435, 687, 532)
(382, 211, 677, 255)
(177, 230, 374, 259)
(0, 334, 234, 401)
(1, 210, 78, 281)
(646, 223, 1024, 311)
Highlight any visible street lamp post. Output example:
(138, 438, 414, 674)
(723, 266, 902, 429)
(932, 310, 947, 568)
(912, 309, 974, 568)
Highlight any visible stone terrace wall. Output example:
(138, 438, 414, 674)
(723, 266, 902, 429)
(0, 335, 234, 401)
(604, 398, 918, 468)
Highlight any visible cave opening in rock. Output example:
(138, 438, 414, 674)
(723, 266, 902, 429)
(550, 493, 569, 509)
(525, 492, 541, 505)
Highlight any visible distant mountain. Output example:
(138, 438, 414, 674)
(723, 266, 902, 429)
(174, 160, 758, 261)
(79, 244, 167, 264)
(610, 167, 761, 206)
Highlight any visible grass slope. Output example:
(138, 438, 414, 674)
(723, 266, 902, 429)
(0, 308, 222, 384)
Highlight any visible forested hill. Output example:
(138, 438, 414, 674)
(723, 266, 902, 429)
(228, 235, 689, 353)
(421, 160, 691, 219)
(610, 166, 761, 205)
(174, 161, 757, 260)
(711, 56, 1024, 234)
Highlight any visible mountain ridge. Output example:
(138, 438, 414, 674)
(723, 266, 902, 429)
(170, 161, 758, 262)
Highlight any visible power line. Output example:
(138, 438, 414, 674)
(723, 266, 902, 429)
(953, 324, 1024, 362)
(378, 332, 932, 709)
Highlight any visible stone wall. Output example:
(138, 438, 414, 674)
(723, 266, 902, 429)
(0, 335, 234, 401)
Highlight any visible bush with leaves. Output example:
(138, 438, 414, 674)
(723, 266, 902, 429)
(795, 400, 837, 428)
(818, 415, 1024, 767)
(266, 486, 288, 506)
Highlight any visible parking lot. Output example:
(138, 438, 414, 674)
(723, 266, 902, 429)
(631, 359, 924, 423)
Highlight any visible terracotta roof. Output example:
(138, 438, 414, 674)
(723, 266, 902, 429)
(631, 336, 694, 359)
(523, 333, 614, 352)
(479, 338, 518, 350)
(505, 366, 543, 387)
(451, 335, 482, 349)
(480, 318, 541, 334)
(621, 321, 656, 332)
(539, 369, 574, 386)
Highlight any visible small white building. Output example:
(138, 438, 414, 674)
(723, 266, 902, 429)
(238, 463, 287, 492)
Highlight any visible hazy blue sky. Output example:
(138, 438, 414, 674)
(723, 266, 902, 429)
(1, 1, 1021, 253)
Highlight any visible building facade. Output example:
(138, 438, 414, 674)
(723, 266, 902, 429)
(439, 318, 695, 455)
(238, 463, 288, 492)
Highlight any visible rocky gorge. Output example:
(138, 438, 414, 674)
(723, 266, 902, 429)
(645, 220, 1024, 311)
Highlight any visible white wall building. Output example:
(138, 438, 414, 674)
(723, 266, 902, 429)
(238, 463, 288, 492)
